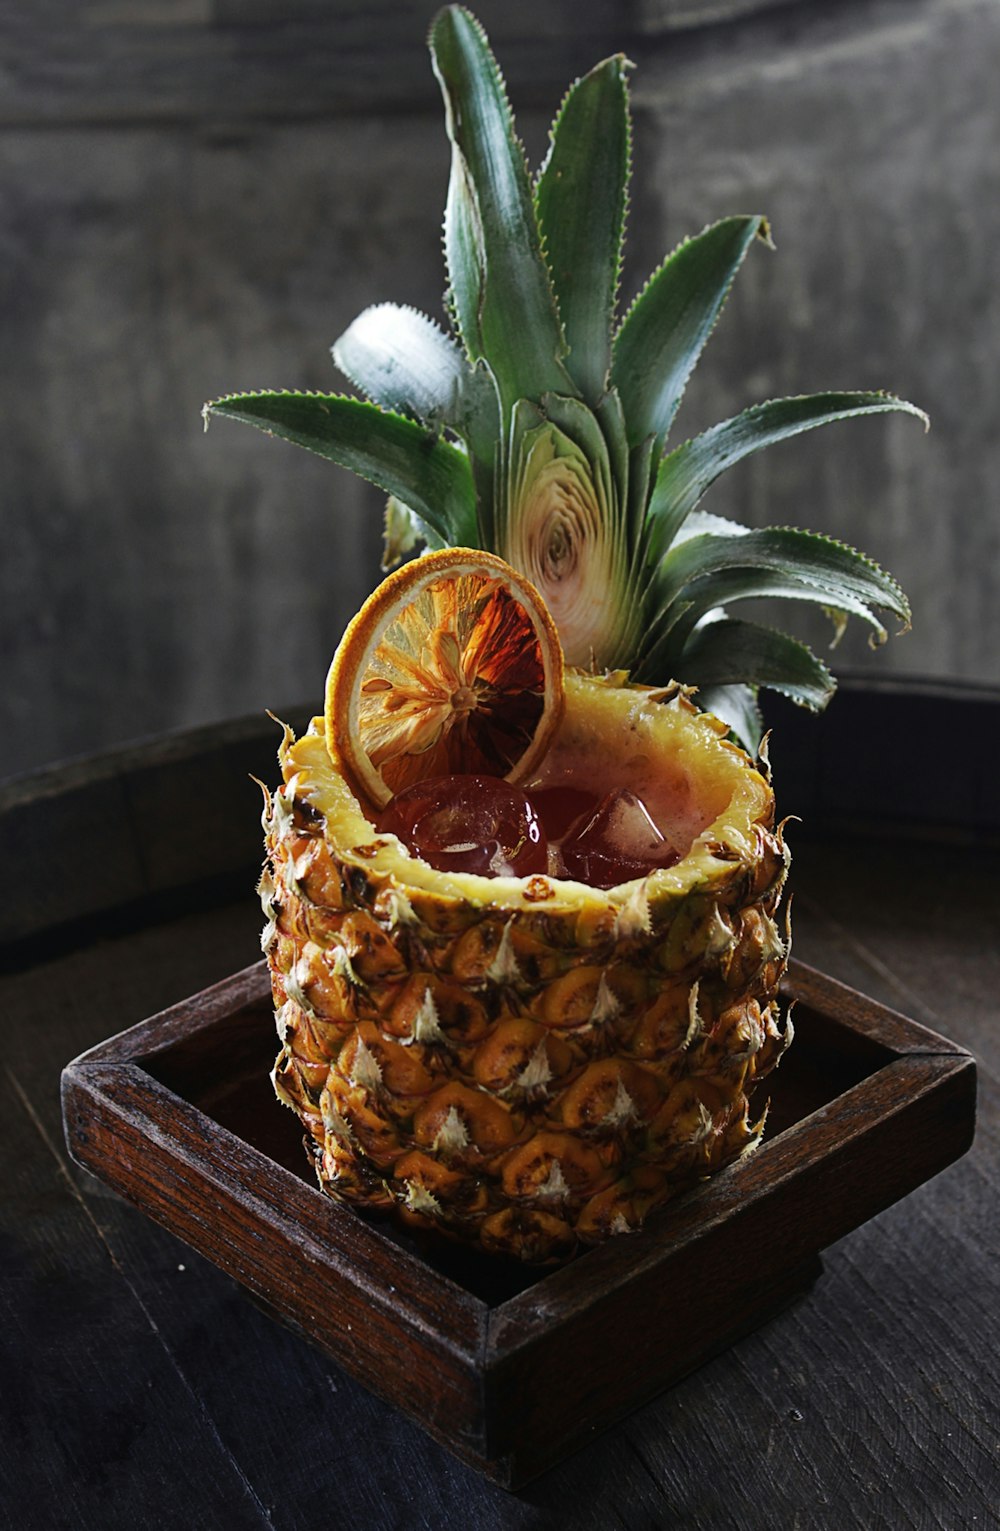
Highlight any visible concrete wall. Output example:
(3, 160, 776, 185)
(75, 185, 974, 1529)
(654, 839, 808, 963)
(3, 0, 997, 778)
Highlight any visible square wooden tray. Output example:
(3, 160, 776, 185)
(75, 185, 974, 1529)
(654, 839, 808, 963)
(61, 958, 975, 1489)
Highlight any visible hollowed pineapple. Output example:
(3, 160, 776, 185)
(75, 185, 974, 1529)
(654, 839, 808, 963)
(206, 7, 924, 1262)
(262, 672, 791, 1263)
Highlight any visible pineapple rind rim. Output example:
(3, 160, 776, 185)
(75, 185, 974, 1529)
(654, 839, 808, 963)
(279, 672, 775, 916)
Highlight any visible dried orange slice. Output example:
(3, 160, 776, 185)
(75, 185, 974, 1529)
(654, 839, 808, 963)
(325, 548, 564, 810)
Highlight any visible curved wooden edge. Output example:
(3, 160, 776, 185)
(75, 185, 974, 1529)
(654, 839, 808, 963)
(65, 960, 272, 1070)
(782, 960, 978, 1058)
(761, 676, 1000, 846)
(5, 677, 998, 956)
(0, 708, 310, 955)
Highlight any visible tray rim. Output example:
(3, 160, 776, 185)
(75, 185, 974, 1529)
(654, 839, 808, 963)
(60, 956, 977, 1485)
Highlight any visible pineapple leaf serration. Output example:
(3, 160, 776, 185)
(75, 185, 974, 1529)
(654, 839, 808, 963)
(643, 524, 911, 666)
(681, 618, 835, 711)
(332, 304, 495, 444)
(431, 5, 572, 410)
(203, 390, 476, 548)
(645, 390, 929, 564)
(535, 53, 632, 402)
(612, 216, 772, 454)
(202, 3, 928, 750)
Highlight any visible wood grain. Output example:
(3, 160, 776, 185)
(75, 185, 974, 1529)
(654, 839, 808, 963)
(3, 894, 992, 1524)
(60, 959, 975, 1488)
(0, 1069, 279, 1531)
(3, 692, 999, 1524)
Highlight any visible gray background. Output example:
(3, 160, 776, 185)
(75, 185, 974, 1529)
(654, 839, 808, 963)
(3, 0, 998, 781)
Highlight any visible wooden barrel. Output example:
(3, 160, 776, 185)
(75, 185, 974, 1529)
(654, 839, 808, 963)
(3, 676, 994, 960)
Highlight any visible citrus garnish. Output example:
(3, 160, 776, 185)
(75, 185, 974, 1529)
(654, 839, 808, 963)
(325, 548, 564, 810)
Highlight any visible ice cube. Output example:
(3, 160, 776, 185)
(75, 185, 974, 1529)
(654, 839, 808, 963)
(559, 789, 679, 888)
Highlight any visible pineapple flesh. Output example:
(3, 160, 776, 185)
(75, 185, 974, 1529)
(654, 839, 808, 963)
(263, 674, 791, 1264)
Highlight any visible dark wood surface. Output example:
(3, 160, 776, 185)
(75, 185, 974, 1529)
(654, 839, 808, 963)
(61, 958, 974, 1488)
(4, 682, 1000, 1527)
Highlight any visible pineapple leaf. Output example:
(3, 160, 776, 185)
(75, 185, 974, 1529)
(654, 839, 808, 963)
(645, 390, 930, 561)
(502, 393, 640, 667)
(659, 524, 910, 628)
(593, 387, 631, 544)
(442, 149, 485, 367)
(430, 6, 573, 409)
(611, 216, 769, 452)
(679, 615, 835, 710)
(535, 55, 632, 402)
(627, 434, 658, 572)
(540, 392, 622, 543)
(331, 303, 498, 464)
(202, 390, 477, 547)
(646, 565, 893, 674)
(639, 525, 910, 676)
(692, 683, 764, 754)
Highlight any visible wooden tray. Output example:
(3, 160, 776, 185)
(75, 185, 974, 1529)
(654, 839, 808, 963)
(60, 958, 976, 1489)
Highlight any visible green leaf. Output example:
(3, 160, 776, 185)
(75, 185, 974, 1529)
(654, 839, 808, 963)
(639, 525, 909, 677)
(659, 523, 909, 627)
(678, 616, 835, 710)
(430, 6, 573, 409)
(535, 55, 631, 402)
(611, 216, 768, 452)
(593, 387, 631, 536)
(331, 303, 498, 463)
(202, 390, 477, 547)
(645, 567, 889, 677)
(626, 433, 657, 558)
(645, 391, 930, 561)
(442, 148, 485, 366)
(692, 684, 764, 754)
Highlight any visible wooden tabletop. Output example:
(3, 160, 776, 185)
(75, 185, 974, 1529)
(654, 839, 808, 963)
(3, 679, 999, 1529)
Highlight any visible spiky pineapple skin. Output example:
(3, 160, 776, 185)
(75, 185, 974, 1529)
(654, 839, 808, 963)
(261, 674, 792, 1264)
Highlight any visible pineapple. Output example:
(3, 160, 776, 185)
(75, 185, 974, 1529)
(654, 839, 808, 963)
(262, 671, 791, 1262)
(206, 7, 925, 1262)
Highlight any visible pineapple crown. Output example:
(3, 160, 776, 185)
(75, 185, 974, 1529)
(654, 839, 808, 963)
(203, 5, 927, 750)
